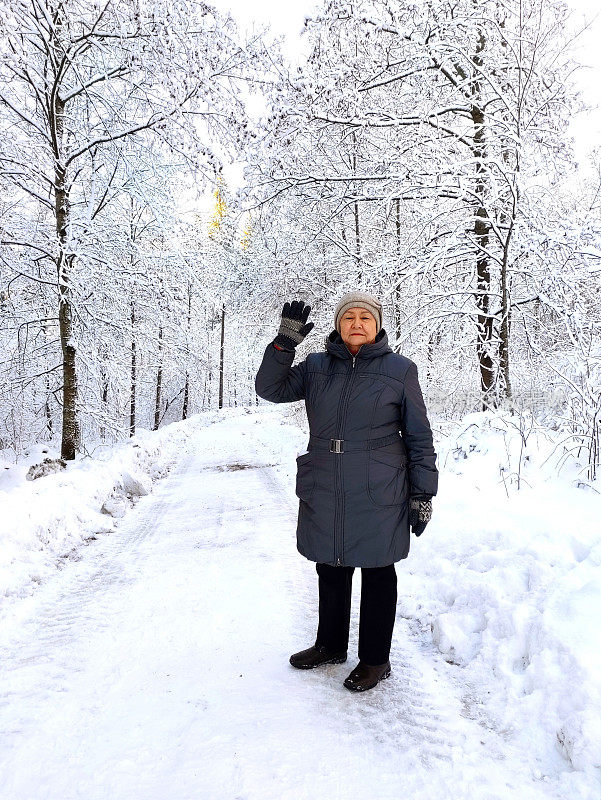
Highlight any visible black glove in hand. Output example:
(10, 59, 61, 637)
(273, 300, 314, 351)
(409, 495, 433, 537)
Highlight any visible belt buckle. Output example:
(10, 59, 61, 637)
(329, 438, 344, 453)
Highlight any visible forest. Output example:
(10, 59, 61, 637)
(0, 0, 599, 482)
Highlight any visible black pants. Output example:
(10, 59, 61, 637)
(314, 562, 397, 666)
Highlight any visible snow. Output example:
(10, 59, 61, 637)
(0, 405, 600, 798)
(0, 416, 216, 604)
(398, 411, 601, 787)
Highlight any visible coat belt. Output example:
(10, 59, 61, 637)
(308, 432, 400, 453)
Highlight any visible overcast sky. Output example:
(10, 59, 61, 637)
(211, 0, 601, 173)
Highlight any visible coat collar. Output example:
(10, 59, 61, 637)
(324, 328, 392, 360)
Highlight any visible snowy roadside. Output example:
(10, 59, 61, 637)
(1, 403, 600, 790)
(0, 411, 222, 605)
(253, 405, 601, 786)
(1, 405, 566, 800)
(397, 411, 601, 787)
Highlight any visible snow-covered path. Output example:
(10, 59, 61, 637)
(0, 411, 582, 799)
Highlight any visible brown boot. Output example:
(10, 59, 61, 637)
(343, 660, 391, 691)
(289, 644, 348, 669)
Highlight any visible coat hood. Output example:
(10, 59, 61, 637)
(324, 327, 393, 360)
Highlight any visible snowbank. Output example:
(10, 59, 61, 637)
(398, 410, 601, 777)
(2, 403, 600, 781)
(243, 402, 601, 779)
(0, 412, 221, 604)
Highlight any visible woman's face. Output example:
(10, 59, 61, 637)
(340, 307, 378, 352)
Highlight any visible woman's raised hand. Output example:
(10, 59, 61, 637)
(273, 300, 315, 351)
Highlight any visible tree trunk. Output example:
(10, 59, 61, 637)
(44, 380, 53, 439)
(182, 281, 192, 420)
(153, 323, 163, 430)
(497, 8, 513, 404)
(100, 346, 109, 441)
(351, 130, 361, 281)
(43, 320, 53, 439)
(55, 94, 80, 460)
(182, 373, 190, 419)
(218, 302, 225, 410)
(130, 300, 136, 437)
(470, 30, 496, 411)
(499, 246, 513, 402)
(206, 311, 214, 410)
(394, 199, 402, 345)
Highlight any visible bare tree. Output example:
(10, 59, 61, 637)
(248, 0, 576, 410)
(0, 0, 266, 457)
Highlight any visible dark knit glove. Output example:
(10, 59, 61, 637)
(273, 300, 314, 351)
(409, 495, 433, 537)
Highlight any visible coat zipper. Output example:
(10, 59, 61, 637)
(334, 354, 357, 566)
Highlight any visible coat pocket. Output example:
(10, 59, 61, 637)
(295, 451, 315, 501)
(367, 449, 407, 507)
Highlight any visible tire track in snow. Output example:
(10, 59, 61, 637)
(0, 450, 196, 770)
(0, 417, 567, 799)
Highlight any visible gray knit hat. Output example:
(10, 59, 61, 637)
(334, 291, 383, 334)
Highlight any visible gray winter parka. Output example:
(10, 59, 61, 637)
(255, 328, 438, 568)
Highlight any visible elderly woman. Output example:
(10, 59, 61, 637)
(255, 291, 438, 692)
